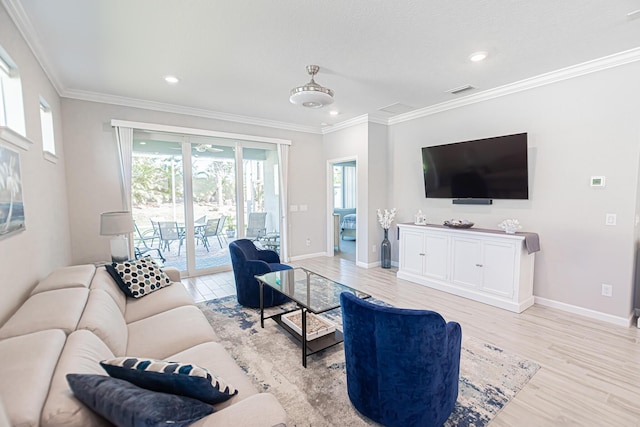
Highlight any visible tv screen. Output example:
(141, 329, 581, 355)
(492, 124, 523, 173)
(422, 133, 528, 200)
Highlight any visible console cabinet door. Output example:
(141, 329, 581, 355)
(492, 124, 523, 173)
(424, 234, 449, 281)
(481, 241, 517, 298)
(451, 238, 482, 289)
(400, 229, 425, 275)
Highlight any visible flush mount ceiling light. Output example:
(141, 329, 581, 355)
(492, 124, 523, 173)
(469, 51, 488, 62)
(164, 75, 179, 84)
(290, 65, 334, 108)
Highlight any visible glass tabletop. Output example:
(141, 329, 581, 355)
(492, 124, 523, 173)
(255, 267, 370, 314)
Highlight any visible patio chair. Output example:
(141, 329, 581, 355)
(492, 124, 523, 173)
(133, 222, 165, 262)
(200, 216, 227, 251)
(157, 221, 185, 256)
(246, 212, 267, 240)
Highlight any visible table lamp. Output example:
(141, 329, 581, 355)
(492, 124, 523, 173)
(100, 211, 134, 262)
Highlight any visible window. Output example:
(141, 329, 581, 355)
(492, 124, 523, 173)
(0, 46, 26, 136)
(39, 97, 55, 155)
(333, 162, 356, 209)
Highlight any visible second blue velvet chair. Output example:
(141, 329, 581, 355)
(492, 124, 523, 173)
(229, 239, 291, 308)
(340, 292, 462, 427)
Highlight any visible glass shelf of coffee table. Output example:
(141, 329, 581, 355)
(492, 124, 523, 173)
(255, 267, 370, 367)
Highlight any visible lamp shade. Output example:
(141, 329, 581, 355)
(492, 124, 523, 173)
(100, 211, 134, 236)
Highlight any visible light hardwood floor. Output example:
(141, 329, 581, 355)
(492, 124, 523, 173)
(187, 256, 640, 426)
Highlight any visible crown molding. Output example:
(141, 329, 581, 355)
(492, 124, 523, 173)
(322, 114, 370, 134)
(389, 47, 640, 125)
(63, 89, 323, 134)
(2, 0, 64, 95)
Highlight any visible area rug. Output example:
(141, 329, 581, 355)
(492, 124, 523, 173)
(198, 296, 539, 427)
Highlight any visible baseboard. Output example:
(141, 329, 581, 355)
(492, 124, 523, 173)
(534, 296, 634, 327)
(356, 260, 379, 269)
(289, 251, 328, 261)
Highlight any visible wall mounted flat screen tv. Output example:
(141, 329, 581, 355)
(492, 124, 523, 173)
(422, 133, 528, 200)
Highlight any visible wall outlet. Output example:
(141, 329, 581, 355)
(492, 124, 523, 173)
(372, 244, 376, 253)
(601, 283, 613, 297)
(306, 238, 311, 247)
(605, 213, 617, 226)
(289, 205, 298, 212)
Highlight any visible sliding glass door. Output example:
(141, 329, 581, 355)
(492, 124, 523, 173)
(131, 131, 281, 276)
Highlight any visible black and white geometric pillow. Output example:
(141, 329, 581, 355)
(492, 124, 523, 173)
(106, 256, 171, 298)
(100, 356, 238, 404)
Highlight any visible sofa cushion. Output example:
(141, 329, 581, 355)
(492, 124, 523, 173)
(0, 329, 66, 427)
(30, 264, 96, 295)
(167, 342, 258, 411)
(41, 330, 115, 427)
(67, 374, 215, 427)
(126, 306, 218, 359)
(77, 289, 128, 356)
(89, 267, 126, 314)
(124, 282, 194, 323)
(107, 256, 171, 298)
(100, 356, 237, 404)
(0, 288, 89, 339)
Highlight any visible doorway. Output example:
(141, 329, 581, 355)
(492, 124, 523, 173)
(327, 158, 357, 263)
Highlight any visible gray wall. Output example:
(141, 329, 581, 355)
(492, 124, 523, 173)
(60, 98, 325, 265)
(388, 62, 640, 319)
(0, 6, 72, 324)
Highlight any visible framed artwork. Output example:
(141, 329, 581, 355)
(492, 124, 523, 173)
(0, 145, 25, 239)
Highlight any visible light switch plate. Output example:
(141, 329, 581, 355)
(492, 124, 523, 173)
(605, 213, 617, 226)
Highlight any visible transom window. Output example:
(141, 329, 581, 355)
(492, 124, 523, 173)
(39, 97, 55, 155)
(0, 46, 26, 136)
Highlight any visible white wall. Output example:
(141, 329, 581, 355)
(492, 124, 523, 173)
(367, 122, 390, 263)
(389, 62, 640, 319)
(60, 99, 324, 264)
(0, 5, 71, 324)
(323, 122, 370, 264)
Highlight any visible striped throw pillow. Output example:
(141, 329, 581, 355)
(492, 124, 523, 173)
(100, 357, 238, 404)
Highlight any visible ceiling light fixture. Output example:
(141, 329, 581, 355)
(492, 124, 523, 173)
(469, 51, 488, 62)
(329, 110, 339, 116)
(164, 75, 179, 84)
(290, 65, 334, 108)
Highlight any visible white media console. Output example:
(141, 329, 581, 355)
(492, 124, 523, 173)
(397, 223, 536, 313)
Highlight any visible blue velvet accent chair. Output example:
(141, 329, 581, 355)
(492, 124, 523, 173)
(229, 239, 292, 308)
(340, 292, 462, 427)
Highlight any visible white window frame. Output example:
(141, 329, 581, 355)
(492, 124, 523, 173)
(39, 96, 57, 162)
(0, 46, 26, 138)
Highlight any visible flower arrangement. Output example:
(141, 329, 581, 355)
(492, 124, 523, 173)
(498, 219, 522, 234)
(376, 208, 397, 230)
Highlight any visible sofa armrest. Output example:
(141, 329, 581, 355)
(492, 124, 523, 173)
(190, 393, 287, 427)
(163, 267, 181, 283)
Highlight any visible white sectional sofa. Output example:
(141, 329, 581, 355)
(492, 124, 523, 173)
(0, 264, 287, 427)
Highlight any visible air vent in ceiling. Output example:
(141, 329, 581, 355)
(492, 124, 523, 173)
(447, 85, 475, 95)
(378, 102, 416, 115)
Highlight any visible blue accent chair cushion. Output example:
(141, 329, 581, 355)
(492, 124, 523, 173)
(340, 292, 462, 427)
(229, 239, 292, 308)
(100, 357, 238, 404)
(66, 374, 215, 427)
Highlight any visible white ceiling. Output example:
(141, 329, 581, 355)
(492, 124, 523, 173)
(6, 0, 640, 132)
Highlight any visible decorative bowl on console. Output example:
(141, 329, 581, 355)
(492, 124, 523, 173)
(443, 219, 474, 229)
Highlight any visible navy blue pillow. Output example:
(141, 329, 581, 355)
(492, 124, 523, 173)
(100, 357, 238, 404)
(105, 264, 134, 297)
(66, 374, 215, 427)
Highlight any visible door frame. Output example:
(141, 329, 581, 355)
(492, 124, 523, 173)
(326, 156, 358, 262)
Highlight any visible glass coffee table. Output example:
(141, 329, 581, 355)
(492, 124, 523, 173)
(255, 267, 370, 368)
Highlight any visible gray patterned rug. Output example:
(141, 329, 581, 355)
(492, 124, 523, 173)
(198, 296, 539, 427)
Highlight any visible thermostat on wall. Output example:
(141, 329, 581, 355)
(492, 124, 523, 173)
(590, 176, 606, 187)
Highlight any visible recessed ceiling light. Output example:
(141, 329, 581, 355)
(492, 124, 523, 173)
(329, 110, 339, 116)
(469, 51, 488, 62)
(164, 75, 180, 84)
